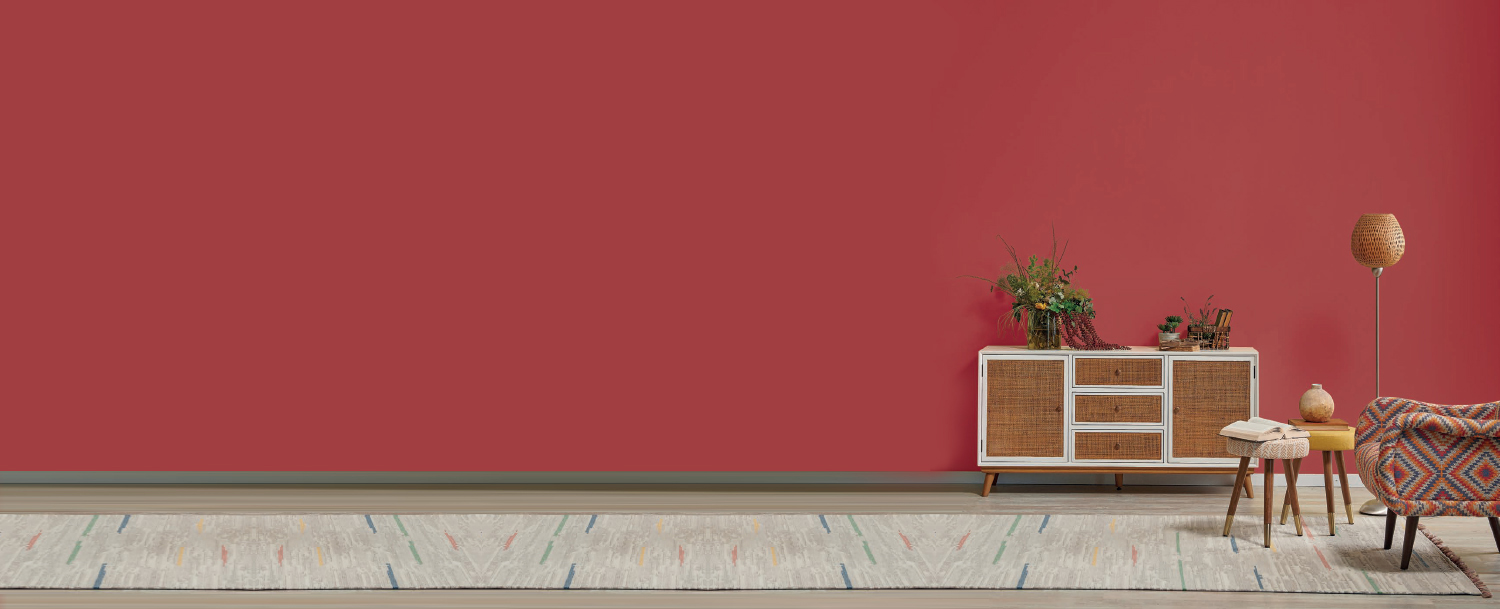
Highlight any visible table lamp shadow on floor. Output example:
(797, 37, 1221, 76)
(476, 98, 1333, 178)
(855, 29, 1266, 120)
(1351, 213, 1405, 516)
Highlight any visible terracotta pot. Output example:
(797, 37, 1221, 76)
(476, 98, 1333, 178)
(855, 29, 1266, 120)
(1299, 383, 1335, 423)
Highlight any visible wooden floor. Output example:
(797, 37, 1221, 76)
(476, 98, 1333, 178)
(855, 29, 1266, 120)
(0, 483, 1494, 607)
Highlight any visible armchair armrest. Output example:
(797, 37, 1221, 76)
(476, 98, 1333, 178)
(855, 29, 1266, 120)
(1361, 399, 1500, 514)
(1357, 397, 1500, 446)
(1380, 413, 1500, 444)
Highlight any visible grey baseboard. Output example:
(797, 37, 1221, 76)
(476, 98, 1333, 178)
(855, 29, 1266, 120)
(0, 471, 1363, 487)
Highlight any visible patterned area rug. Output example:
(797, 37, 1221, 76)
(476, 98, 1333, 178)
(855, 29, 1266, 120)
(0, 513, 1484, 594)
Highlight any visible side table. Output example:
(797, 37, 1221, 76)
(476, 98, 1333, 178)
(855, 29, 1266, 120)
(1280, 420, 1356, 535)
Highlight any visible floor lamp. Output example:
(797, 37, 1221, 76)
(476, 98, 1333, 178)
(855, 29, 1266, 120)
(1351, 213, 1405, 516)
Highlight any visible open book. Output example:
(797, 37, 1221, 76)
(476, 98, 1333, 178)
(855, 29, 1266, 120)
(1219, 417, 1310, 442)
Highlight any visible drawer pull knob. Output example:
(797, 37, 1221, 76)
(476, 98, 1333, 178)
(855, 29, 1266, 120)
(1113, 405, 1121, 412)
(1055, 406, 1062, 413)
(1114, 443, 1121, 450)
(1174, 407, 1180, 414)
(1115, 369, 1121, 376)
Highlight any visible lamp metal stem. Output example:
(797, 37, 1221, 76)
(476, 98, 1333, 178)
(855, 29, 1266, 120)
(1360, 266, 1389, 517)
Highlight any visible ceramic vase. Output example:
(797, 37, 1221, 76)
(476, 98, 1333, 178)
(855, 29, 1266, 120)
(1299, 383, 1335, 423)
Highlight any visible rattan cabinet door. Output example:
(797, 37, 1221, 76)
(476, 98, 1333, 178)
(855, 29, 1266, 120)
(985, 358, 1065, 459)
(1171, 359, 1253, 460)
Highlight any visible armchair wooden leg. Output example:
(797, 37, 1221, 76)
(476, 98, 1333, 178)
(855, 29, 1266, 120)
(1400, 516, 1420, 570)
(980, 472, 996, 497)
(1384, 511, 1397, 550)
(1323, 451, 1336, 535)
(1224, 457, 1250, 536)
(1244, 475, 1253, 498)
(1489, 517, 1500, 553)
(1334, 451, 1354, 524)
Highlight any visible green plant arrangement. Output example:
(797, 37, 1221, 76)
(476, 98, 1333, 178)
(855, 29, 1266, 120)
(1157, 315, 1183, 334)
(964, 229, 1094, 349)
(1181, 295, 1217, 327)
(1180, 295, 1228, 347)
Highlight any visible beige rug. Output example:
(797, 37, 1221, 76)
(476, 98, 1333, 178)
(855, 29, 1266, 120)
(0, 513, 1484, 595)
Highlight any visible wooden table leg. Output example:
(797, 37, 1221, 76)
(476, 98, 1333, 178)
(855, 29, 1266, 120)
(1224, 457, 1250, 536)
(1323, 451, 1337, 535)
(1285, 459, 1303, 536)
(1280, 458, 1299, 525)
(1263, 459, 1275, 548)
(1115, 473, 1123, 491)
(1244, 469, 1254, 499)
(1334, 451, 1354, 524)
(980, 472, 996, 497)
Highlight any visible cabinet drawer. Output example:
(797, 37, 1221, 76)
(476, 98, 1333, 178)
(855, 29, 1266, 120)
(1075, 357, 1162, 386)
(1074, 431, 1162, 461)
(1075, 394, 1162, 424)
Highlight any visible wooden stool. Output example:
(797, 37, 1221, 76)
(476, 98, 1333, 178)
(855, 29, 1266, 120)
(1279, 427, 1356, 535)
(1223, 437, 1310, 547)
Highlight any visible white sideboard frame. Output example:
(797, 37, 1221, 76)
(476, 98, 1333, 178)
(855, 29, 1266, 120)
(978, 346, 1259, 471)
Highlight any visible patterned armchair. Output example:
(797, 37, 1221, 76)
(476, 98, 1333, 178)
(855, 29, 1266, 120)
(1356, 397, 1500, 569)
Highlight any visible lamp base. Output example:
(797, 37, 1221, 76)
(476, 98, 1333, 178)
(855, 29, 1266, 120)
(1359, 498, 1388, 516)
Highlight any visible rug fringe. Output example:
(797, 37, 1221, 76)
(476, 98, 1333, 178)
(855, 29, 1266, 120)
(1417, 523, 1491, 598)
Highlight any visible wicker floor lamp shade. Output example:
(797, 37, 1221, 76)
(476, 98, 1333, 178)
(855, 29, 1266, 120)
(1351, 213, 1405, 268)
(1352, 213, 1404, 516)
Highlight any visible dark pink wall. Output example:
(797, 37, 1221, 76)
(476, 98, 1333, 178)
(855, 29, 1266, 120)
(4, 1, 1497, 471)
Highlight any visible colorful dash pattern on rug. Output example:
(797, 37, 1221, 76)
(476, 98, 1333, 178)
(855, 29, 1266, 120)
(0, 514, 1481, 594)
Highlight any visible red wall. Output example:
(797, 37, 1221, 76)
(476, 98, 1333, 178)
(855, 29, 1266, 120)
(4, 1, 1497, 472)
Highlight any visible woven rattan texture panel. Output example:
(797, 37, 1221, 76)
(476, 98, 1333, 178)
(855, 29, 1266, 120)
(1074, 431, 1162, 461)
(986, 359, 1064, 458)
(1171, 360, 1252, 459)
(1074, 394, 1163, 423)
(1074, 357, 1161, 386)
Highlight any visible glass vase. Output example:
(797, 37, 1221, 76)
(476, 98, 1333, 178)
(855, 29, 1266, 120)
(1026, 311, 1059, 350)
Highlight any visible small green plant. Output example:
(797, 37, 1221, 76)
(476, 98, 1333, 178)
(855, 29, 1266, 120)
(1181, 295, 1217, 326)
(1156, 315, 1183, 333)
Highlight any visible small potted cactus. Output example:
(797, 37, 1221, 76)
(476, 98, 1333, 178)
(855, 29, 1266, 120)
(1157, 315, 1183, 343)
